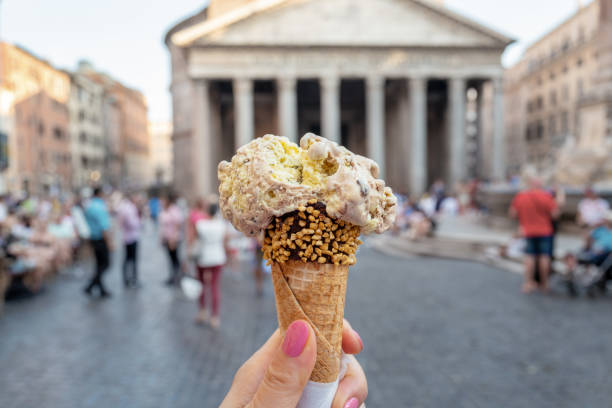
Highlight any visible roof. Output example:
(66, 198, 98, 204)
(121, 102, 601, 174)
(163, 6, 209, 46)
(166, 0, 514, 48)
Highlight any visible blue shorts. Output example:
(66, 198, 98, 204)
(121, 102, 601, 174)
(525, 236, 553, 257)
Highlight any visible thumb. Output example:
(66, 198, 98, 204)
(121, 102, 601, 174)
(248, 320, 317, 408)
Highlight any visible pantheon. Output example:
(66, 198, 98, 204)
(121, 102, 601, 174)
(165, 0, 512, 199)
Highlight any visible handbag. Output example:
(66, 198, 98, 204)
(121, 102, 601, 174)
(180, 275, 202, 300)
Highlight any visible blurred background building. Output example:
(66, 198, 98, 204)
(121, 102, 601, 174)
(497, 0, 612, 182)
(148, 121, 173, 185)
(84, 66, 151, 190)
(165, 0, 513, 199)
(0, 43, 72, 195)
(0, 46, 155, 195)
(67, 62, 105, 189)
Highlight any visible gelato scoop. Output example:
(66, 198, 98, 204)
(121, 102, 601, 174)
(218, 133, 396, 236)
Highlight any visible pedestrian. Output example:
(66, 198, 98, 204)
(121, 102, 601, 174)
(159, 192, 184, 286)
(194, 203, 229, 329)
(430, 178, 446, 212)
(186, 197, 209, 261)
(118, 192, 141, 288)
(577, 186, 610, 229)
(83, 187, 112, 298)
(148, 194, 161, 226)
(509, 170, 559, 293)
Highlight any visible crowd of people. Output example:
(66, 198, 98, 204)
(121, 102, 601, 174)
(0, 187, 269, 325)
(509, 170, 611, 295)
(390, 171, 612, 297)
(393, 178, 482, 239)
(0, 193, 90, 309)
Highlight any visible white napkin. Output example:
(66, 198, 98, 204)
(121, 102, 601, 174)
(297, 354, 349, 408)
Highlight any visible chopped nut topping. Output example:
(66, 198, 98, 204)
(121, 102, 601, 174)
(262, 202, 362, 265)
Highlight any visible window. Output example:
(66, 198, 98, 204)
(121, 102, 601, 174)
(527, 101, 533, 113)
(562, 38, 570, 52)
(536, 121, 544, 139)
(578, 79, 584, 97)
(79, 132, 87, 142)
(562, 64, 568, 74)
(561, 111, 569, 134)
(536, 96, 543, 110)
(577, 57, 583, 67)
(578, 26, 585, 43)
(79, 111, 85, 122)
(550, 90, 557, 106)
(53, 127, 63, 140)
(38, 122, 45, 137)
(562, 84, 569, 100)
(549, 71, 555, 80)
(548, 115, 556, 138)
(525, 126, 531, 141)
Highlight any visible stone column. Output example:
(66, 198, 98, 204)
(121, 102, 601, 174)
(410, 76, 427, 196)
(448, 76, 467, 188)
(193, 79, 213, 195)
(492, 77, 505, 181)
(233, 77, 254, 149)
(278, 77, 298, 143)
(320, 75, 341, 144)
(366, 76, 385, 178)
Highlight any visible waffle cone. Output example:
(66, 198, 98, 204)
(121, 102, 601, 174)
(271, 260, 349, 383)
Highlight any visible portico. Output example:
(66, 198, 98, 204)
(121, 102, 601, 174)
(166, 0, 512, 198)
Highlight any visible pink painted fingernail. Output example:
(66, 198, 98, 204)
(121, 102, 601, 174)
(344, 397, 360, 408)
(282, 320, 309, 357)
(354, 330, 364, 350)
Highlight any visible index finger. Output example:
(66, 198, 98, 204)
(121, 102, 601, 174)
(342, 319, 363, 355)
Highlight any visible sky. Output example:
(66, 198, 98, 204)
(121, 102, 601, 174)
(1, 0, 592, 123)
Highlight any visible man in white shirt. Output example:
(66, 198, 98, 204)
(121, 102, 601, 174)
(577, 187, 610, 228)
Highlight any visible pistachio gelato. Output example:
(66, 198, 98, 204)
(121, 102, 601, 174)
(218, 133, 396, 236)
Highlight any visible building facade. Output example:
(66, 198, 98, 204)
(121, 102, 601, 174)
(67, 62, 106, 189)
(165, 0, 512, 199)
(85, 69, 151, 189)
(0, 43, 72, 194)
(148, 121, 173, 185)
(502, 0, 612, 178)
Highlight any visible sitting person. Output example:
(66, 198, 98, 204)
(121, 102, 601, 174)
(565, 210, 612, 293)
(577, 187, 610, 229)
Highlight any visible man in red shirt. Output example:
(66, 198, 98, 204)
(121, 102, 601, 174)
(509, 173, 559, 293)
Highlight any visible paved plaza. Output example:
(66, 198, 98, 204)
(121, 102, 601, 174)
(1, 229, 612, 408)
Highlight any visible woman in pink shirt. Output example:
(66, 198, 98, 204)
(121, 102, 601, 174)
(159, 193, 184, 285)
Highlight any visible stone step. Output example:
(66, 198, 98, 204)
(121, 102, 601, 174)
(370, 234, 524, 275)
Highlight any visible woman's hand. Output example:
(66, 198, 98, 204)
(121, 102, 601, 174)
(220, 319, 367, 408)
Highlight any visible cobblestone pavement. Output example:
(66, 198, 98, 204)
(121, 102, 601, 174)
(1, 228, 612, 408)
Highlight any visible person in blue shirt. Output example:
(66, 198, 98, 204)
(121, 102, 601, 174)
(84, 187, 112, 298)
(148, 196, 161, 226)
(565, 210, 612, 295)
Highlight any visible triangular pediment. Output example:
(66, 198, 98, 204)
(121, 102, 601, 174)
(173, 0, 512, 49)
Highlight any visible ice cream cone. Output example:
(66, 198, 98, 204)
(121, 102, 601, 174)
(271, 260, 348, 383)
